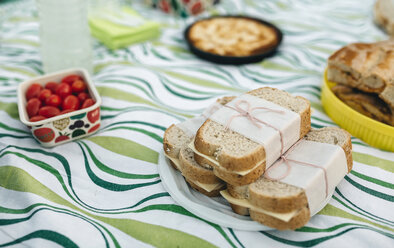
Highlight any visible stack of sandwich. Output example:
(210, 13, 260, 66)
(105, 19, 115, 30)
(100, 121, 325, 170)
(163, 87, 353, 230)
(327, 40, 394, 126)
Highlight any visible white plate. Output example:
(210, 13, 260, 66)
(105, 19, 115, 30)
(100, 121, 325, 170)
(158, 151, 334, 231)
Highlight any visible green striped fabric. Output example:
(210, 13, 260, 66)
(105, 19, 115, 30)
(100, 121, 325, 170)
(0, 0, 393, 247)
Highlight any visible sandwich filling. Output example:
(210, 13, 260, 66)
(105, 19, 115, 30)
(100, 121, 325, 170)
(220, 190, 298, 222)
(164, 154, 224, 192)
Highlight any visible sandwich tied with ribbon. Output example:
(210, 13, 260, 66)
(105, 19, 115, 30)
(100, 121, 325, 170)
(222, 127, 353, 230)
(190, 87, 311, 186)
(162, 86, 353, 230)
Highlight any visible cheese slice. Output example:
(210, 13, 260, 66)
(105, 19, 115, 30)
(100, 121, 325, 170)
(164, 154, 224, 192)
(164, 154, 182, 170)
(193, 180, 224, 192)
(188, 139, 264, 176)
(220, 190, 298, 222)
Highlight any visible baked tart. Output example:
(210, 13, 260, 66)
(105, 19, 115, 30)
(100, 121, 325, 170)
(185, 16, 282, 64)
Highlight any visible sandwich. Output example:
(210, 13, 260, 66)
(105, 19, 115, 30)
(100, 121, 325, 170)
(221, 127, 353, 230)
(327, 40, 394, 121)
(163, 96, 234, 196)
(190, 87, 311, 186)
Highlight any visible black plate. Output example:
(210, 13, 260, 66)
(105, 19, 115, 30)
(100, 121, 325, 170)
(184, 15, 283, 65)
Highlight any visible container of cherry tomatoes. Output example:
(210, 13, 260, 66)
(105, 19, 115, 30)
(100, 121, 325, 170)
(18, 68, 102, 147)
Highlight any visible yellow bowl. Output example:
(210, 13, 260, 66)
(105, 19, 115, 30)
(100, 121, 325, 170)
(321, 70, 394, 152)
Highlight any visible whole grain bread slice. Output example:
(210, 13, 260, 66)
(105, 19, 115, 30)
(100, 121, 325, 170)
(163, 96, 233, 194)
(226, 127, 353, 230)
(194, 87, 311, 175)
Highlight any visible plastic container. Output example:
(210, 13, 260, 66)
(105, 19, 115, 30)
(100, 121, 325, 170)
(18, 68, 102, 147)
(36, 0, 93, 74)
(321, 70, 394, 151)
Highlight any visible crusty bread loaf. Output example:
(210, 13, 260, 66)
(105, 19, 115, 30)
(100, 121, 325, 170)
(374, 0, 394, 35)
(227, 127, 353, 230)
(327, 40, 394, 110)
(194, 87, 311, 185)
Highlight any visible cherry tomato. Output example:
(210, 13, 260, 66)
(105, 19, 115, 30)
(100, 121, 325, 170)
(45, 94, 62, 107)
(58, 109, 73, 115)
(81, 98, 95, 109)
(77, 92, 89, 102)
(56, 83, 72, 99)
(62, 95, 80, 110)
(29, 115, 46, 122)
(71, 79, 86, 93)
(61, 74, 81, 85)
(45, 82, 59, 93)
(38, 106, 60, 118)
(38, 89, 52, 102)
(26, 98, 41, 117)
(26, 83, 43, 100)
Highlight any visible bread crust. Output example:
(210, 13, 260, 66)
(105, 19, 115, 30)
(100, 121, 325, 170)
(194, 153, 266, 186)
(250, 206, 310, 230)
(194, 87, 311, 175)
(229, 203, 250, 216)
(163, 124, 189, 159)
(179, 147, 223, 184)
(213, 162, 266, 186)
(248, 180, 308, 213)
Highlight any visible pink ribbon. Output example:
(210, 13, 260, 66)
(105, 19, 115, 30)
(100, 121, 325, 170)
(264, 140, 329, 198)
(224, 100, 286, 154)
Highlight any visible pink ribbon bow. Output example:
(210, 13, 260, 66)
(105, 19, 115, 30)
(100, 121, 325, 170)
(264, 140, 329, 198)
(224, 99, 286, 154)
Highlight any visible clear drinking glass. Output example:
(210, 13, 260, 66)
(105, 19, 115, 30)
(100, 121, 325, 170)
(37, 0, 93, 74)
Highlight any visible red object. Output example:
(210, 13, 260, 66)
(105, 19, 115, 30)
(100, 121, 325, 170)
(88, 123, 100, 133)
(38, 106, 60, 118)
(33, 127, 55, 142)
(45, 94, 62, 107)
(58, 109, 73, 115)
(159, 0, 171, 13)
(191, 2, 203, 15)
(26, 98, 41, 117)
(71, 79, 86, 93)
(45, 82, 59, 93)
(61, 74, 82, 85)
(61, 74, 81, 85)
(62, 95, 80, 110)
(81, 98, 94, 109)
(26, 83, 43, 100)
(87, 108, 100, 123)
(38, 89, 52, 102)
(29, 115, 46, 122)
(55, 133, 70, 143)
(77, 92, 89, 102)
(56, 83, 72, 99)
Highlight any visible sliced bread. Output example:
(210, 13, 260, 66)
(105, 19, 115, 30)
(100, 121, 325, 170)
(226, 127, 353, 230)
(193, 87, 311, 185)
(163, 96, 233, 195)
